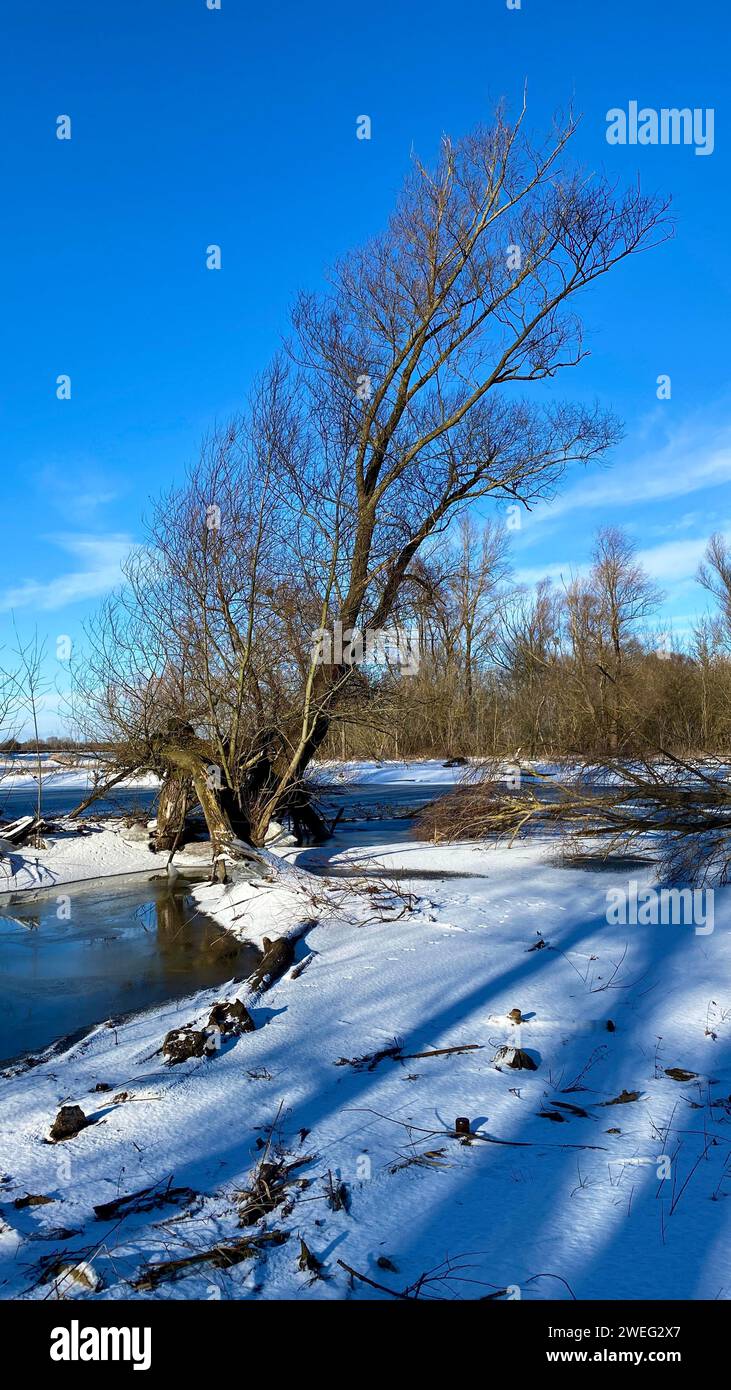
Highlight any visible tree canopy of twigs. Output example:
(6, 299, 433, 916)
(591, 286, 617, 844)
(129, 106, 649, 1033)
(71, 101, 671, 849)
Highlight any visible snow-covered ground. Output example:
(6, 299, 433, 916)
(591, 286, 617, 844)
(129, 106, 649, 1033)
(1, 762, 730, 1301)
(310, 757, 470, 786)
(0, 759, 159, 793)
(0, 823, 210, 897)
(0, 817, 219, 895)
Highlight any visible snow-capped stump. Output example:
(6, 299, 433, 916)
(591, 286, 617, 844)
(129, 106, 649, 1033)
(493, 1045, 537, 1071)
(455, 1116, 471, 1135)
(119, 820, 152, 845)
(162, 1027, 208, 1063)
(249, 935, 295, 991)
(49, 1104, 88, 1141)
(264, 820, 297, 847)
(208, 999, 255, 1036)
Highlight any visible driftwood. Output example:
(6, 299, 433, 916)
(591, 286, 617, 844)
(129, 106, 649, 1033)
(0, 815, 35, 847)
(132, 1231, 288, 1291)
(335, 1042, 483, 1071)
(248, 935, 296, 991)
(94, 1183, 197, 1222)
(237, 1154, 312, 1227)
(291, 952, 316, 980)
(13, 1193, 55, 1210)
(399, 1044, 483, 1061)
(337, 1259, 410, 1299)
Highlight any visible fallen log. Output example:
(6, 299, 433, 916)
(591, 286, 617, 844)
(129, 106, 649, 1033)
(335, 1042, 483, 1070)
(337, 1259, 410, 1299)
(131, 1231, 288, 1291)
(248, 935, 296, 991)
(397, 1044, 483, 1062)
(0, 815, 35, 847)
(94, 1183, 197, 1222)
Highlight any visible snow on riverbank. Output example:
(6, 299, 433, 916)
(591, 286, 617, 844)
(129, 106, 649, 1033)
(1, 763, 731, 1301)
(310, 757, 470, 786)
(0, 823, 210, 898)
(0, 761, 159, 793)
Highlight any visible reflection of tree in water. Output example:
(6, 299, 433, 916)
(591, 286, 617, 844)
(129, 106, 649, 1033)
(4, 910, 41, 931)
(153, 891, 242, 971)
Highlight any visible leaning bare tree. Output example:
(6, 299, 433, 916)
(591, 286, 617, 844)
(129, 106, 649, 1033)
(73, 101, 671, 854)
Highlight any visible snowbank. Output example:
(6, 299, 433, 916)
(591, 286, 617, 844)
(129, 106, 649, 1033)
(0, 823, 210, 898)
(2, 809, 730, 1301)
(0, 763, 159, 793)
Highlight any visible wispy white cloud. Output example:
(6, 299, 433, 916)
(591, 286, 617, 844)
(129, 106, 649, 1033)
(33, 464, 121, 525)
(0, 535, 132, 612)
(515, 533, 728, 597)
(635, 536, 716, 583)
(513, 560, 588, 589)
(532, 418, 731, 526)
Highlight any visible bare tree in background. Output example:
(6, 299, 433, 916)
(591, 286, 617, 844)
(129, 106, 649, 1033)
(698, 534, 731, 652)
(492, 577, 562, 756)
(589, 527, 663, 749)
(0, 660, 22, 770)
(430, 517, 513, 705)
(8, 627, 48, 846)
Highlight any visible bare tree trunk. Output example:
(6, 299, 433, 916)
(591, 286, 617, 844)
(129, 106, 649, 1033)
(165, 749, 239, 857)
(155, 771, 193, 851)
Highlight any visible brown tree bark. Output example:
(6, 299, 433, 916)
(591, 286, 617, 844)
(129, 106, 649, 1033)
(155, 770, 193, 851)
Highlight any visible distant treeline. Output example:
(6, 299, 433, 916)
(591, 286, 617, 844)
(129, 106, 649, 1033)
(0, 739, 109, 754)
(316, 525, 731, 764)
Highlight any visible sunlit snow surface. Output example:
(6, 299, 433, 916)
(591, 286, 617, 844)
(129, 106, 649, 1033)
(1, 760, 730, 1301)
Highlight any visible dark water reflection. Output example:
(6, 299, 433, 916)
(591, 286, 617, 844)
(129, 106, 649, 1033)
(0, 875, 260, 1065)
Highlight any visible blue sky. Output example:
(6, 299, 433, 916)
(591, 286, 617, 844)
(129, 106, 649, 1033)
(1, 0, 729, 733)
